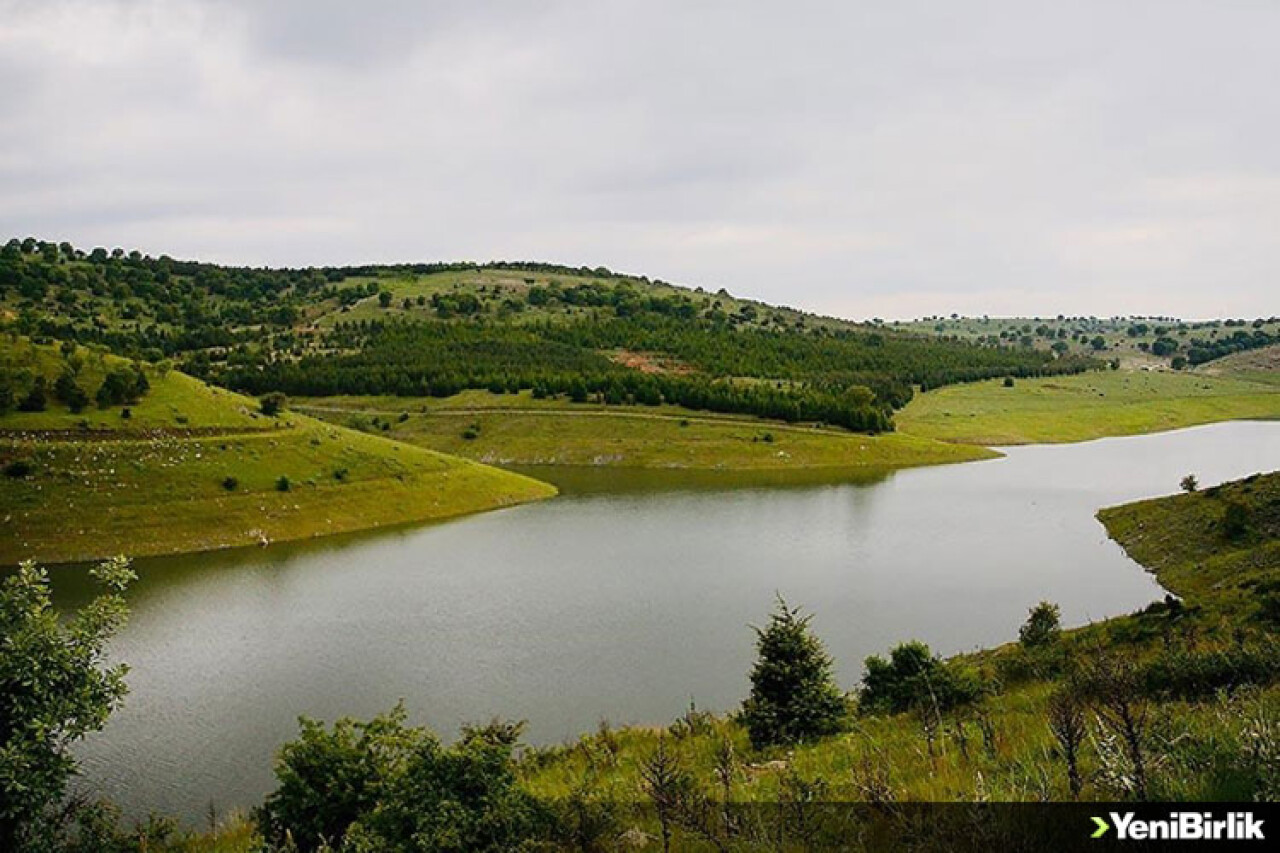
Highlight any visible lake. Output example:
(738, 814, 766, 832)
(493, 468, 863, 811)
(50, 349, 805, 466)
(40, 420, 1280, 822)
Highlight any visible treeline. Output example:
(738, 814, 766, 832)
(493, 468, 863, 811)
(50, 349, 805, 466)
(213, 315, 1089, 430)
(1186, 328, 1278, 365)
(215, 323, 896, 431)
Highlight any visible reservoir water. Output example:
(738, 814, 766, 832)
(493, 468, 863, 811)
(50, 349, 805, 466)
(38, 420, 1280, 821)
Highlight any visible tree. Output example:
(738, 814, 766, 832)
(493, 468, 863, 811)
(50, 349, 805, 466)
(1180, 474, 1198, 493)
(740, 596, 846, 748)
(378, 290, 393, 308)
(258, 391, 287, 417)
(0, 556, 135, 849)
(17, 377, 47, 412)
(1019, 600, 1062, 648)
(54, 370, 89, 414)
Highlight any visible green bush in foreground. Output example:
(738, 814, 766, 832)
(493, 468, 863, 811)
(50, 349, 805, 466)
(258, 708, 548, 852)
(740, 597, 848, 748)
(0, 556, 135, 850)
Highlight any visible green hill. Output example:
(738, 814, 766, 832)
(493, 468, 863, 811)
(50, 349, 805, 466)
(0, 339, 555, 565)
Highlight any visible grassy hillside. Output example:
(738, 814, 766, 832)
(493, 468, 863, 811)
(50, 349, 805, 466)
(1098, 470, 1280, 627)
(0, 341, 555, 565)
(514, 471, 1280, 810)
(897, 367, 1280, 445)
(296, 392, 996, 470)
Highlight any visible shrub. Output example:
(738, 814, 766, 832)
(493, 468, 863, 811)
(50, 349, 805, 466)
(258, 392, 287, 417)
(276, 475, 291, 492)
(1222, 500, 1250, 539)
(1003, 376, 1015, 388)
(221, 476, 239, 491)
(1019, 600, 1062, 648)
(3, 459, 34, 478)
(1140, 641, 1280, 700)
(462, 423, 481, 440)
(860, 641, 986, 715)
(740, 597, 847, 748)
(333, 467, 350, 482)
(17, 377, 47, 412)
(258, 707, 550, 852)
(1180, 474, 1198, 493)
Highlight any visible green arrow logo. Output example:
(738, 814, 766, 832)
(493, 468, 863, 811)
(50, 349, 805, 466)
(1091, 816, 1110, 838)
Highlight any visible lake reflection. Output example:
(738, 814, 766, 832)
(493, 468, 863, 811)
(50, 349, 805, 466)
(36, 420, 1280, 821)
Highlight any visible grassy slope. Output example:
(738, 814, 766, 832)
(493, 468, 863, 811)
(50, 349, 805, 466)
(519, 472, 1280, 804)
(0, 344, 555, 565)
(897, 367, 1280, 445)
(295, 392, 996, 470)
(1098, 471, 1280, 626)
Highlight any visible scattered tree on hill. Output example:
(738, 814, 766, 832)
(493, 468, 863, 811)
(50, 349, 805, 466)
(54, 370, 89, 413)
(1180, 474, 1198, 493)
(0, 556, 135, 850)
(258, 391, 287, 417)
(18, 377, 47, 412)
(1019, 601, 1062, 648)
(740, 597, 847, 748)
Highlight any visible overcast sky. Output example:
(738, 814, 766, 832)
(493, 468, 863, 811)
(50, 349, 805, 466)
(1, 1, 1276, 320)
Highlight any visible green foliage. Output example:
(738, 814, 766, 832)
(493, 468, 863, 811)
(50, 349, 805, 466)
(257, 704, 429, 849)
(1180, 473, 1198, 493)
(257, 391, 287, 417)
(18, 376, 48, 412)
(275, 475, 291, 492)
(740, 597, 847, 748)
(1222, 500, 1250, 539)
(258, 707, 549, 852)
(859, 641, 986, 715)
(1140, 640, 1280, 700)
(1019, 600, 1062, 648)
(0, 556, 135, 849)
(3, 459, 33, 478)
(221, 476, 238, 491)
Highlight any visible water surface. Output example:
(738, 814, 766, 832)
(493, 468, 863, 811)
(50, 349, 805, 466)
(39, 421, 1280, 821)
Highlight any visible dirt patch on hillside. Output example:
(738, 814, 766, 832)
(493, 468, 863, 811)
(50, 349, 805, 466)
(607, 349, 694, 375)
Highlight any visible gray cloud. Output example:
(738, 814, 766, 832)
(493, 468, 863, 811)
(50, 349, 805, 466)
(1, 0, 1276, 318)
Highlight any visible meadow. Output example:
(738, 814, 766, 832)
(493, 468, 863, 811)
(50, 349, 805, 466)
(295, 392, 996, 470)
(896, 365, 1280, 445)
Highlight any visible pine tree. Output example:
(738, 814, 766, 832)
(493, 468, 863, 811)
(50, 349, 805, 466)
(740, 596, 847, 748)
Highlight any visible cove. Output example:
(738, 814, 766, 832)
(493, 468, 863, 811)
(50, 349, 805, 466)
(38, 420, 1280, 822)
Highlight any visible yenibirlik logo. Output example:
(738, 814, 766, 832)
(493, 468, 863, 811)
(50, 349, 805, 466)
(1091, 811, 1265, 841)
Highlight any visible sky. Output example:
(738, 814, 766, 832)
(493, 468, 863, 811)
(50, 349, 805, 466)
(1, 0, 1277, 321)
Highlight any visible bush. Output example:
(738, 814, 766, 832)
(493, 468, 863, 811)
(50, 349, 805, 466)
(258, 707, 550, 852)
(1003, 376, 1015, 388)
(1222, 500, 1250, 539)
(1180, 474, 1198, 493)
(17, 377, 47, 412)
(860, 641, 986, 715)
(221, 476, 239, 491)
(462, 423, 481, 440)
(276, 475, 291, 492)
(3, 459, 34, 478)
(740, 597, 847, 748)
(0, 557, 134, 849)
(258, 392, 287, 417)
(1140, 641, 1280, 699)
(1019, 600, 1062, 648)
